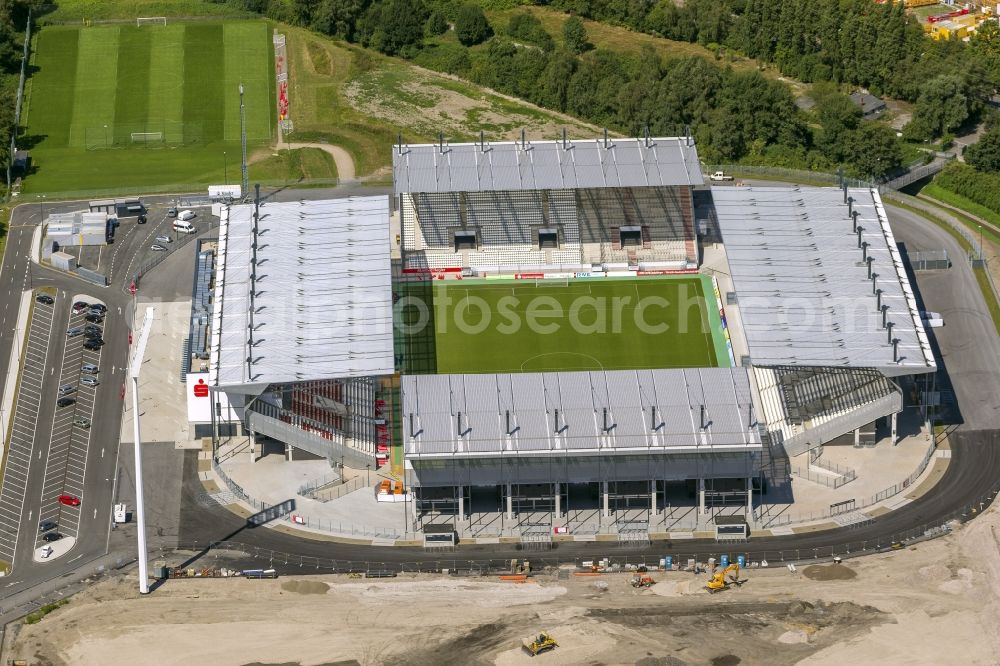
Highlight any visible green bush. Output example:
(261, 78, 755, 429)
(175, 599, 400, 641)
(413, 42, 472, 75)
(426, 11, 449, 37)
(25, 599, 69, 625)
(508, 13, 554, 51)
(936, 162, 1000, 217)
(454, 4, 492, 46)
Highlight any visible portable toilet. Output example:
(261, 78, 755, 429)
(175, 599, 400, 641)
(737, 554, 746, 569)
(721, 554, 730, 568)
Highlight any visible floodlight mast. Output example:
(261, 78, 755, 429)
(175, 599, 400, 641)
(130, 306, 155, 594)
(240, 83, 249, 199)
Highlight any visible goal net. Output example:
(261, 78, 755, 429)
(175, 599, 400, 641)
(136, 16, 167, 26)
(131, 131, 164, 145)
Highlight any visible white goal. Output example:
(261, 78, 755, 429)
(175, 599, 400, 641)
(131, 131, 164, 144)
(136, 16, 167, 27)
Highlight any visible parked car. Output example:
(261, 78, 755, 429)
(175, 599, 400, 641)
(56, 397, 75, 408)
(83, 339, 104, 351)
(35, 294, 54, 305)
(81, 363, 99, 374)
(89, 303, 107, 314)
(66, 327, 84, 337)
(137, 214, 147, 224)
(71, 301, 90, 314)
(155, 235, 172, 244)
(38, 521, 57, 533)
(167, 207, 178, 218)
(84, 330, 102, 341)
(57, 384, 75, 396)
(150, 244, 168, 252)
(73, 417, 91, 428)
(177, 209, 196, 221)
(84, 324, 101, 335)
(42, 532, 64, 542)
(709, 171, 734, 181)
(57, 494, 80, 507)
(85, 313, 103, 324)
(80, 376, 99, 388)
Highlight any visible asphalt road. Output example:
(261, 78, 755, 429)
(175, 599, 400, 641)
(2, 187, 1000, 596)
(153, 200, 1000, 568)
(0, 185, 393, 597)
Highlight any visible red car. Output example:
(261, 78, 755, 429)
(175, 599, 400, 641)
(57, 494, 81, 507)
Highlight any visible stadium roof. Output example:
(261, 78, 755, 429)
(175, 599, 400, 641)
(402, 368, 761, 458)
(713, 186, 935, 374)
(213, 196, 395, 390)
(392, 136, 704, 194)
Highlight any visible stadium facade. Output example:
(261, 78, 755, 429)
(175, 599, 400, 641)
(209, 134, 936, 536)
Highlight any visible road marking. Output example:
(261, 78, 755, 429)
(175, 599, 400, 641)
(101, 447, 105, 458)
(92, 508, 97, 519)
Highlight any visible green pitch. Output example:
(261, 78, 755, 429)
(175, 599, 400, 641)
(22, 21, 273, 194)
(429, 276, 729, 374)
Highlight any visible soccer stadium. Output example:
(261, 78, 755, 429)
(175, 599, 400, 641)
(210, 133, 936, 540)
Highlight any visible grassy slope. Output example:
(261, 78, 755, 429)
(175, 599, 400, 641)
(432, 277, 718, 373)
(922, 182, 1000, 238)
(285, 26, 597, 178)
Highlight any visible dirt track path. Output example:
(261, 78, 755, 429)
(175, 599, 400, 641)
(277, 137, 357, 182)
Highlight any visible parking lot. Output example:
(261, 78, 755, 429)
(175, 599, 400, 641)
(51, 203, 211, 280)
(0, 293, 56, 564)
(35, 295, 105, 547)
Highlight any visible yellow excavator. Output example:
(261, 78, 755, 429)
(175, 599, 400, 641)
(523, 632, 558, 656)
(705, 563, 742, 593)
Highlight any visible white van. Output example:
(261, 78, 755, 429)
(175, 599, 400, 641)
(173, 220, 195, 234)
(177, 209, 196, 221)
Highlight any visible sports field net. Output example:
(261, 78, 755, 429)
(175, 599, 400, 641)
(130, 131, 163, 144)
(136, 17, 167, 26)
(84, 122, 202, 149)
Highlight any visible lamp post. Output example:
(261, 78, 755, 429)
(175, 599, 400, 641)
(37, 194, 45, 221)
(979, 224, 984, 262)
(103, 124, 108, 149)
(366, 463, 371, 486)
(224, 151, 228, 186)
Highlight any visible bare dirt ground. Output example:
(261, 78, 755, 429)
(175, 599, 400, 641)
(8, 506, 1000, 665)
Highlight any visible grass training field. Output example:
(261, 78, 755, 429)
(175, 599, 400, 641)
(419, 276, 728, 374)
(22, 21, 273, 194)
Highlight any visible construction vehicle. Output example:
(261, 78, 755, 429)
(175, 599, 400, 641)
(705, 563, 742, 593)
(630, 575, 655, 588)
(523, 632, 558, 656)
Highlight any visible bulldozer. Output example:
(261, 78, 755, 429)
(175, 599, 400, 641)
(523, 632, 559, 656)
(705, 563, 742, 593)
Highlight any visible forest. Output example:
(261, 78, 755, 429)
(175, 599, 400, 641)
(225, 0, 1000, 181)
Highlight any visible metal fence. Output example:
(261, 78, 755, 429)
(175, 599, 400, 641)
(213, 458, 400, 539)
(124, 216, 219, 294)
(163, 479, 1000, 575)
(761, 436, 938, 527)
(789, 464, 855, 489)
(703, 164, 874, 189)
(6, 9, 31, 197)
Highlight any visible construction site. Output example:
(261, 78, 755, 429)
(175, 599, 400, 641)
(6, 497, 1000, 665)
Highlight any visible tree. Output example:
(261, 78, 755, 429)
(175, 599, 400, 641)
(844, 122, 903, 180)
(910, 74, 970, 139)
(812, 86, 861, 163)
(454, 4, 492, 46)
(965, 127, 1000, 173)
(425, 10, 449, 37)
(358, 0, 428, 56)
(508, 12, 555, 50)
(563, 16, 589, 54)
